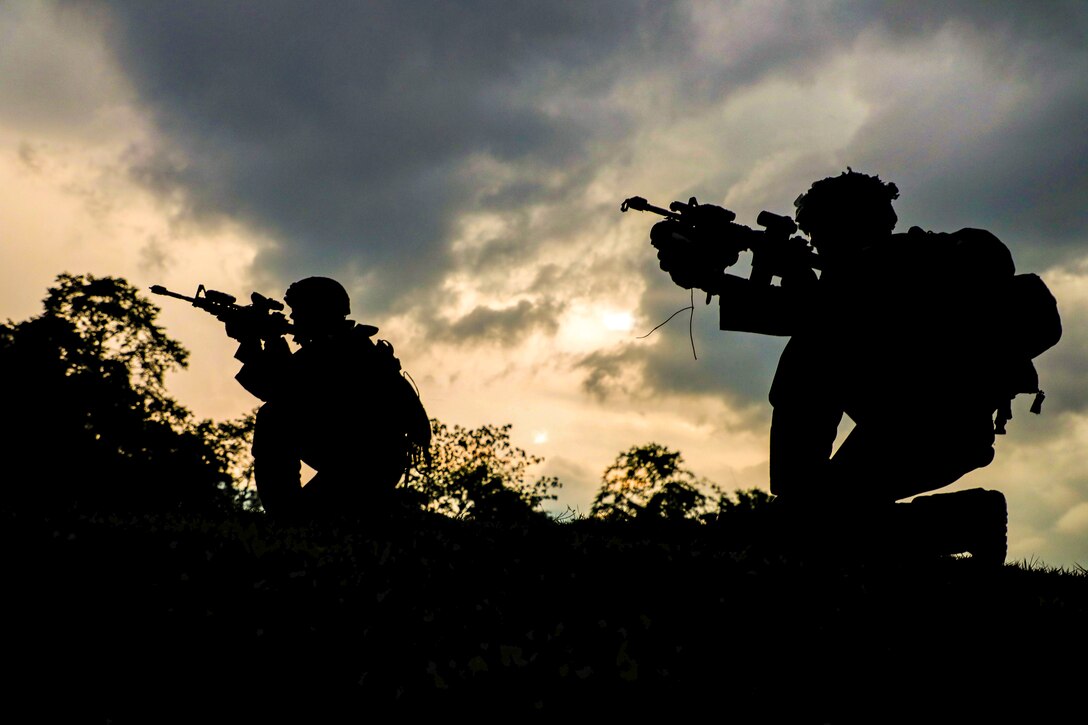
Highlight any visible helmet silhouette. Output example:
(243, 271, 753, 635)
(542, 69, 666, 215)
(284, 277, 351, 319)
(793, 168, 900, 237)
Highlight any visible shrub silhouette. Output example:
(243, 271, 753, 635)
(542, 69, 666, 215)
(11, 495, 1086, 722)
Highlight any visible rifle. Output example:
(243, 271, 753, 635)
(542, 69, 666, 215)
(620, 196, 821, 288)
(150, 284, 293, 341)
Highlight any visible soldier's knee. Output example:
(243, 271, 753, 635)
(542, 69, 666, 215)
(969, 442, 995, 471)
(253, 402, 294, 458)
(955, 419, 996, 471)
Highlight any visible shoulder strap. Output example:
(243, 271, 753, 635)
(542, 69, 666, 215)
(374, 338, 403, 373)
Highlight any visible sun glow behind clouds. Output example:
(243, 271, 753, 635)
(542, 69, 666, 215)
(556, 303, 643, 353)
(602, 310, 635, 331)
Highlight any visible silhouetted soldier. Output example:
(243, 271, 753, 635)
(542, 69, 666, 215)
(652, 170, 1061, 564)
(228, 276, 431, 522)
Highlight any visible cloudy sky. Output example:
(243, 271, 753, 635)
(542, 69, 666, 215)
(2, 1, 1085, 568)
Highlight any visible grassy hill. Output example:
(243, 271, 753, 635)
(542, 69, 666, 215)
(6, 501, 1086, 723)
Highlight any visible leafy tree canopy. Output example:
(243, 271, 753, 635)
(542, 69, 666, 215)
(403, 420, 562, 523)
(0, 273, 250, 514)
(591, 443, 721, 523)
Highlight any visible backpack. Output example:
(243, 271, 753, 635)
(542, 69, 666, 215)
(989, 271, 1062, 433)
(911, 226, 1062, 434)
(356, 327, 433, 465)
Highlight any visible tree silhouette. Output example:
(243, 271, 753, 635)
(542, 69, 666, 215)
(0, 273, 248, 514)
(403, 420, 561, 522)
(715, 486, 774, 515)
(199, 410, 260, 510)
(591, 443, 718, 522)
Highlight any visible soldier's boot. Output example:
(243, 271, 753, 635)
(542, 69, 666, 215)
(906, 488, 1007, 567)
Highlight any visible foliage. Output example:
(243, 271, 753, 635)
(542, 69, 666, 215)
(0, 273, 247, 513)
(13, 501, 1087, 721)
(403, 419, 562, 522)
(713, 486, 775, 517)
(197, 411, 262, 510)
(591, 442, 720, 522)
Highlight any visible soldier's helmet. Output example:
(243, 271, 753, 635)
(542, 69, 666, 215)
(793, 168, 900, 238)
(284, 276, 351, 319)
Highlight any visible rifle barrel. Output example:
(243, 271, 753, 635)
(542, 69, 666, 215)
(151, 284, 296, 334)
(620, 197, 675, 217)
(149, 285, 196, 303)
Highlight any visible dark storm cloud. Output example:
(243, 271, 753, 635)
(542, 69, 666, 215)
(628, 1, 1088, 409)
(840, 2, 1088, 268)
(88, 0, 684, 315)
(871, 0, 1088, 46)
(847, 78, 1088, 270)
(607, 0, 1087, 413)
(71, 0, 1087, 412)
(429, 298, 566, 348)
(656, 1, 1088, 271)
(89, 0, 1088, 280)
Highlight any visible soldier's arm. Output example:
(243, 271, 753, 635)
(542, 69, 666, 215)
(234, 336, 292, 401)
(717, 270, 816, 337)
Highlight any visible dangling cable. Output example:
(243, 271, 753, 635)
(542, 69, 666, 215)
(403, 368, 422, 397)
(637, 288, 698, 359)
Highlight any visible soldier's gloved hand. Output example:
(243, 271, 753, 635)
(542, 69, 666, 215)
(223, 314, 258, 343)
(650, 220, 724, 293)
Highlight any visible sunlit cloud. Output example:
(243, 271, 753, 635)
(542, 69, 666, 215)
(1055, 503, 1088, 537)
